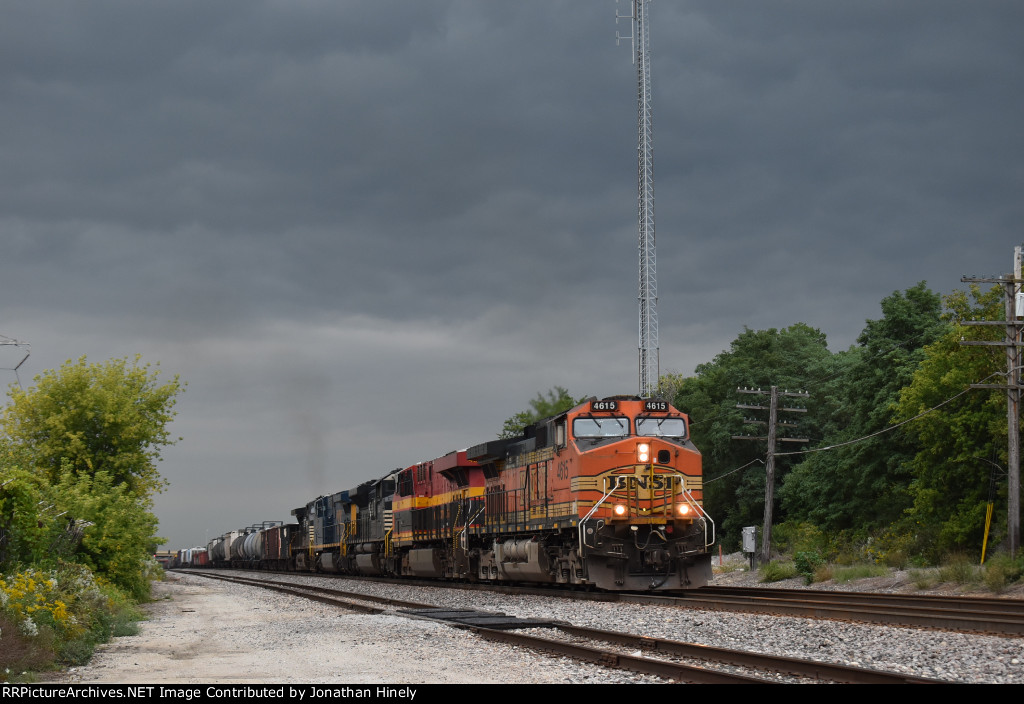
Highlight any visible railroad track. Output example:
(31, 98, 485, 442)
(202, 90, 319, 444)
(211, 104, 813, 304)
(177, 567, 1024, 636)
(659, 586, 1024, 636)
(182, 569, 943, 684)
(360, 575, 1024, 636)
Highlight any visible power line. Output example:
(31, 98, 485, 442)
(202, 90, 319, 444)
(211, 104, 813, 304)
(704, 457, 764, 485)
(773, 372, 998, 457)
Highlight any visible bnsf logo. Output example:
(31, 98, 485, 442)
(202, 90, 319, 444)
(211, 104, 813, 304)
(610, 475, 676, 491)
(602, 472, 684, 495)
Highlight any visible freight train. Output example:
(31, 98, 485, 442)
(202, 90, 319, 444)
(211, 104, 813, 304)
(196, 396, 714, 590)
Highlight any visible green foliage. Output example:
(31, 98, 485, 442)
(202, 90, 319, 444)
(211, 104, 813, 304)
(0, 561, 144, 675)
(758, 560, 798, 582)
(894, 285, 1008, 557)
(861, 524, 917, 568)
(0, 355, 180, 599)
(772, 521, 829, 557)
(794, 551, 824, 583)
(54, 467, 161, 600)
(499, 386, 584, 439)
(0, 463, 60, 568)
(781, 283, 948, 531)
(937, 553, 980, 585)
(831, 564, 889, 583)
(2, 355, 183, 499)
(669, 323, 834, 548)
(910, 568, 938, 589)
(983, 552, 1024, 593)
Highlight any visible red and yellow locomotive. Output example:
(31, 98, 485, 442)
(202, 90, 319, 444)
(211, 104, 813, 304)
(388, 395, 713, 590)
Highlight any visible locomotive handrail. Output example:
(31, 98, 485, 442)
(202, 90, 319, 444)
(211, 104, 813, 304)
(577, 477, 624, 553)
(451, 502, 462, 555)
(459, 502, 486, 551)
(678, 487, 715, 549)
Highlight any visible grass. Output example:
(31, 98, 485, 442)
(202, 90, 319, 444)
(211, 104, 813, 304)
(982, 553, 1024, 593)
(759, 560, 798, 582)
(0, 613, 54, 681)
(713, 560, 747, 575)
(909, 568, 938, 590)
(937, 553, 980, 586)
(830, 564, 888, 583)
(745, 541, 1024, 594)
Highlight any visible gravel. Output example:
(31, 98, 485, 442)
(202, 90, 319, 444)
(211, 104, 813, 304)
(258, 570, 1024, 684)
(54, 569, 1024, 684)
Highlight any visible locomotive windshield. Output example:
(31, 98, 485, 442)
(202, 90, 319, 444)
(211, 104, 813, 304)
(636, 416, 686, 438)
(573, 416, 629, 439)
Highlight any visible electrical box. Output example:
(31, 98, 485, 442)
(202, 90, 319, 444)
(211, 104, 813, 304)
(742, 526, 757, 553)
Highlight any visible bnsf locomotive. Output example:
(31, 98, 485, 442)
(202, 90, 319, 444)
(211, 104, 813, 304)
(202, 396, 714, 590)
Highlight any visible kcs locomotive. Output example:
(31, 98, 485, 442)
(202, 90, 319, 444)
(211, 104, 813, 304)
(202, 396, 713, 590)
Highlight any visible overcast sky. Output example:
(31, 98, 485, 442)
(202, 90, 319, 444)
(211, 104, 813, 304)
(1, 1, 1021, 548)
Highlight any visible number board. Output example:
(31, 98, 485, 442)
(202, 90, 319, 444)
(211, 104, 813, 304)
(643, 400, 669, 412)
(591, 400, 618, 412)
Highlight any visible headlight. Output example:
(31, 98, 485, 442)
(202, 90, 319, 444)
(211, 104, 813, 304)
(613, 504, 627, 516)
(677, 503, 690, 516)
(637, 443, 650, 463)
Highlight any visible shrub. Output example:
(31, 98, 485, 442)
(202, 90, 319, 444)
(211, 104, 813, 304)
(937, 553, 979, 585)
(773, 522, 829, 557)
(0, 561, 144, 671)
(794, 551, 824, 584)
(759, 560, 798, 582)
(812, 564, 834, 583)
(910, 568, 937, 590)
(0, 612, 55, 680)
(983, 552, 1024, 593)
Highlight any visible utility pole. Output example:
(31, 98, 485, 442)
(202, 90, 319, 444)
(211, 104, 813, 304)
(733, 386, 810, 563)
(617, 0, 659, 398)
(961, 245, 1022, 554)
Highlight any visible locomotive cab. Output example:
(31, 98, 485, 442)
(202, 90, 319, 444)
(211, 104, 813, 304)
(563, 397, 713, 589)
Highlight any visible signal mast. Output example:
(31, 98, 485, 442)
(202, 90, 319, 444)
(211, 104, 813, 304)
(617, 0, 659, 399)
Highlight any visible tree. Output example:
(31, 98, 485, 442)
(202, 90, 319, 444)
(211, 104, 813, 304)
(54, 465, 161, 600)
(2, 355, 183, 499)
(0, 355, 182, 597)
(781, 283, 949, 531)
(499, 386, 585, 439)
(893, 284, 1010, 558)
(669, 323, 834, 548)
(0, 454, 59, 569)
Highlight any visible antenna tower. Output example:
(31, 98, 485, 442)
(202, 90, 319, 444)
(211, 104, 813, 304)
(618, 0, 659, 398)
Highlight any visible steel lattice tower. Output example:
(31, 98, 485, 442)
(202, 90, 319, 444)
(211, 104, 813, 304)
(621, 0, 659, 398)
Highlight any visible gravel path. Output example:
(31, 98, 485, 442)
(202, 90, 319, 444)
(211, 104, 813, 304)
(50, 569, 1024, 684)
(52, 573, 669, 685)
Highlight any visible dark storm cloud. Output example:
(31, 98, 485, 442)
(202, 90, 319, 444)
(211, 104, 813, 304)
(2, 1, 639, 334)
(0, 1, 1021, 545)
